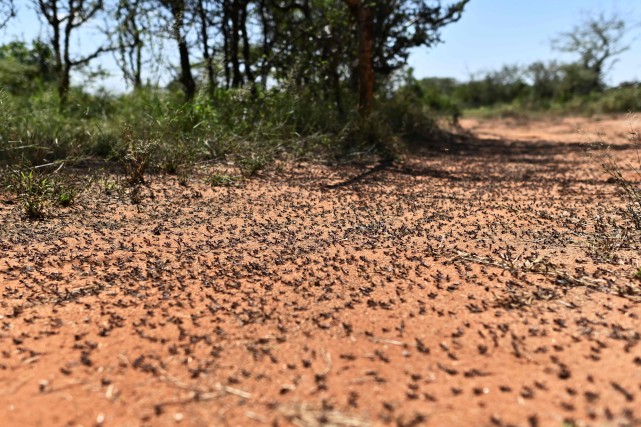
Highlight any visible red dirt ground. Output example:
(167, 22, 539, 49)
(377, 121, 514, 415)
(1, 115, 641, 427)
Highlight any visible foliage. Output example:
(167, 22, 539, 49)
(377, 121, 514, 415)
(3, 165, 84, 218)
(450, 65, 528, 109)
(418, 58, 640, 116)
(35, 0, 112, 105)
(410, 11, 635, 116)
(237, 153, 267, 177)
(6, 168, 55, 218)
(592, 83, 641, 113)
(210, 173, 241, 187)
(552, 12, 631, 92)
(410, 77, 461, 121)
(600, 154, 641, 232)
(0, 40, 56, 95)
(423, 12, 636, 117)
(0, 1, 472, 184)
(0, 67, 442, 187)
(371, 1, 469, 75)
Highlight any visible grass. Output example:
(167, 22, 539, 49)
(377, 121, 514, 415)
(462, 86, 641, 120)
(578, 113, 641, 277)
(0, 81, 439, 193)
(602, 159, 641, 231)
(3, 164, 86, 219)
(3, 77, 637, 227)
(0, 82, 447, 218)
(120, 125, 157, 204)
(237, 154, 268, 178)
(210, 173, 241, 187)
(7, 168, 54, 219)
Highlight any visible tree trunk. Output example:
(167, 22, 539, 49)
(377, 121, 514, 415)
(117, 0, 144, 90)
(222, 0, 231, 88)
(51, 15, 65, 107)
(177, 36, 196, 99)
(171, 1, 196, 100)
(358, 6, 374, 115)
(61, 3, 73, 108)
(331, 66, 344, 117)
(240, 1, 254, 86)
(133, 36, 143, 89)
(230, 0, 243, 87)
(344, 0, 374, 115)
(58, 65, 70, 107)
(197, 0, 216, 97)
(258, 0, 271, 88)
(130, 3, 143, 90)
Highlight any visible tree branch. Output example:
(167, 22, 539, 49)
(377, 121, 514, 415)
(68, 44, 117, 66)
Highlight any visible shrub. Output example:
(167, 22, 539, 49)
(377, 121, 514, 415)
(3, 165, 85, 218)
(7, 168, 55, 219)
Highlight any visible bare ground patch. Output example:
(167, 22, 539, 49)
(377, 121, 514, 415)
(1, 115, 641, 427)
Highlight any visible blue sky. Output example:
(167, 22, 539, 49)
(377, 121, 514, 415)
(408, 0, 641, 85)
(2, 0, 640, 91)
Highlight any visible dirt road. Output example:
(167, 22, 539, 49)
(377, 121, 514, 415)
(1, 115, 640, 427)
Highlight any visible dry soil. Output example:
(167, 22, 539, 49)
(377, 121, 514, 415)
(1, 115, 641, 427)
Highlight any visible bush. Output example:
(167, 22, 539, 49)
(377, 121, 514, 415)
(417, 60, 638, 117)
(3, 165, 85, 218)
(1, 71, 444, 184)
(594, 85, 641, 114)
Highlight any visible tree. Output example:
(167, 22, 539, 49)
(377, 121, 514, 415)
(220, 0, 253, 88)
(526, 61, 563, 102)
(195, 0, 217, 95)
(343, 0, 375, 114)
(156, 0, 196, 99)
(113, 0, 150, 90)
(0, 40, 56, 94)
(34, 0, 112, 106)
(0, 0, 15, 29)
(552, 12, 631, 92)
(556, 63, 600, 100)
(343, 0, 469, 115)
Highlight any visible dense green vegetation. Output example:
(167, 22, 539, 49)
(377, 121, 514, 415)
(0, 0, 470, 172)
(418, 63, 640, 118)
(417, 12, 640, 118)
(0, 3, 639, 219)
(0, 54, 445, 169)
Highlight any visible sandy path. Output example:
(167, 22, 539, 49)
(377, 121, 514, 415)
(1, 115, 640, 427)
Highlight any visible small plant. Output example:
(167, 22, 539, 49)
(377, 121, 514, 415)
(177, 169, 191, 187)
(56, 188, 75, 207)
(4, 166, 87, 218)
(210, 173, 240, 187)
(53, 174, 87, 207)
(590, 113, 641, 232)
(99, 178, 121, 196)
(599, 155, 641, 231)
(120, 125, 157, 204)
(634, 267, 641, 280)
(237, 154, 267, 178)
(122, 128, 154, 186)
(7, 168, 54, 219)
